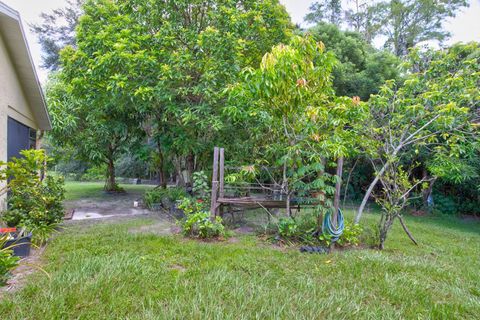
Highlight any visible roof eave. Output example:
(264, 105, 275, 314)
(0, 1, 52, 131)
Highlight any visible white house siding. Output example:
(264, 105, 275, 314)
(0, 31, 39, 209)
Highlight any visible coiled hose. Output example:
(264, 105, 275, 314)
(322, 208, 345, 242)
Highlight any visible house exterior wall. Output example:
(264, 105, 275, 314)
(0, 31, 39, 209)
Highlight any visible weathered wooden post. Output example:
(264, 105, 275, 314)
(219, 148, 225, 216)
(333, 156, 344, 227)
(210, 147, 220, 220)
(219, 148, 225, 198)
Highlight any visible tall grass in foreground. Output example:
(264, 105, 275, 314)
(0, 212, 479, 319)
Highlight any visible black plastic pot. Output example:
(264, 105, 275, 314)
(3, 232, 32, 258)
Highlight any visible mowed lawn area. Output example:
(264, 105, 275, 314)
(63, 181, 156, 201)
(0, 183, 479, 319)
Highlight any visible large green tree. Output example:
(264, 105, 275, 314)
(355, 43, 480, 223)
(309, 23, 399, 100)
(49, 0, 292, 189)
(305, 0, 343, 26)
(304, 0, 469, 57)
(230, 35, 368, 217)
(122, 0, 293, 185)
(30, 0, 83, 71)
(51, 0, 152, 191)
(380, 0, 469, 56)
(344, 0, 384, 43)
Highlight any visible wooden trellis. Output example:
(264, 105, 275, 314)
(209, 147, 343, 228)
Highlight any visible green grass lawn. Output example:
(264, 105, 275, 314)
(64, 181, 156, 201)
(0, 210, 479, 319)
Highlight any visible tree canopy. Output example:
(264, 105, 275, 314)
(42, 0, 480, 238)
(355, 42, 480, 223)
(309, 23, 399, 100)
(305, 0, 469, 56)
(48, 0, 293, 190)
(229, 34, 368, 215)
(30, 0, 83, 71)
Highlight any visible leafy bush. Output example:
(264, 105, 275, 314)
(275, 213, 363, 247)
(177, 198, 224, 239)
(0, 235, 19, 285)
(0, 150, 65, 245)
(177, 196, 208, 214)
(181, 212, 225, 238)
(144, 187, 188, 209)
(80, 165, 106, 181)
(28, 224, 59, 246)
(319, 220, 363, 247)
(192, 171, 209, 199)
(278, 217, 299, 238)
(433, 194, 458, 215)
(336, 222, 363, 247)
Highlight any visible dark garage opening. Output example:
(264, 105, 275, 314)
(7, 117, 36, 161)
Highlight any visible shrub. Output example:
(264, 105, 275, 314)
(192, 171, 209, 199)
(336, 222, 363, 247)
(27, 223, 59, 246)
(274, 213, 319, 243)
(0, 235, 19, 285)
(177, 196, 208, 214)
(274, 213, 364, 247)
(80, 165, 106, 181)
(177, 198, 224, 239)
(278, 217, 299, 238)
(433, 194, 458, 215)
(319, 220, 363, 247)
(181, 212, 225, 238)
(0, 150, 65, 245)
(144, 187, 188, 209)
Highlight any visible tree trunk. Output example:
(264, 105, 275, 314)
(286, 192, 291, 217)
(157, 143, 167, 189)
(378, 216, 393, 250)
(186, 153, 195, 185)
(105, 156, 116, 191)
(398, 215, 418, 245)
(174, 156, 185, 187)
(342, 158, 358, 208)
(316, 158, 327, 233)
(158, 164, 167, 189)
(333, 157, 344, 227)
(355, 160, 390, 224)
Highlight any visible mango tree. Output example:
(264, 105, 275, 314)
(230, 35, 368, 220)
(52, 0, 150, 191)
(120, 0, 293, 186)
(355, 43, 480, 227)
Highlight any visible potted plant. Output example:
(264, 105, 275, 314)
(0, 227, 32, 258)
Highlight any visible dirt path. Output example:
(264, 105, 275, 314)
(65, 191, 151, 221)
